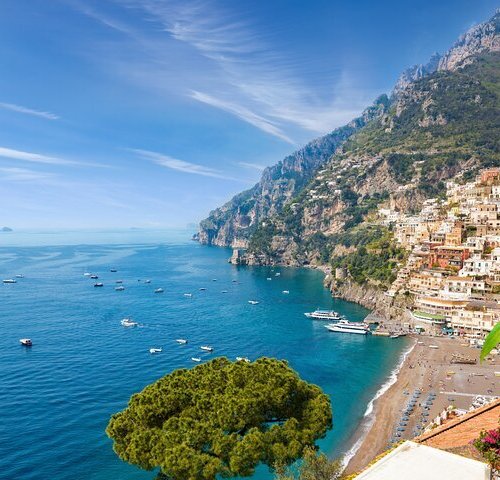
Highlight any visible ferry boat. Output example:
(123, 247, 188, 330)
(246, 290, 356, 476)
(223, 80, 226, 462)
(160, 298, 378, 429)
(176, 339, 188, 344)
(115, 286, 125, 291)
(304, 309, 343, 321)
(20, 338, 32, 346)
(154, 288, 164, 293)
(200, 345, 213, 352)
(3, 279, 16, 284)
(325, 320, 370, 335)
(121, 318, 138, 327)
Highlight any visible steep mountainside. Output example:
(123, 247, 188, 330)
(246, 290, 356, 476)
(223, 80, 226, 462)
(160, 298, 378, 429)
(198, 11, 500, 277)
(197, 97, 390, 247)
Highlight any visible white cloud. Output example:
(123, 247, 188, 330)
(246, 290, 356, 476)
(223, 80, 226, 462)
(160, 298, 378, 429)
(0, 102, 59, 120)
(190, 91, 294, 144)
(238, 162, 266, 171)
(71, 0, 373, 142)
(0, 147, 78, 165)
(132, 148, 238, 180)
(0, 167, 56, 182)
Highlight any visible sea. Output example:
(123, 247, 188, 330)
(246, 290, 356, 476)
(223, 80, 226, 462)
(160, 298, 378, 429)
(0, 229, 408, 480)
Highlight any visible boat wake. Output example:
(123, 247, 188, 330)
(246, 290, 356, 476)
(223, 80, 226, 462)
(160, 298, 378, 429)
(341, 340, 416, 468)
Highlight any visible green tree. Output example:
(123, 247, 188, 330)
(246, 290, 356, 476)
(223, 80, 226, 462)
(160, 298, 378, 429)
(275, 447, 343, 480)
(106, 357, 332, 480)
(480, 322, 500, 362)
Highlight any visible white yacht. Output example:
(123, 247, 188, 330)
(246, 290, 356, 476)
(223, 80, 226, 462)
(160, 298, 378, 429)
(325, 320, 370, 335)
(304, 309, 343, 321)
(3, 279, 16, 284)
(115, 286, 125, 291)
(154, 288, 164, 293)
(248, 300, 259, 305)
(149, 347, 162, 354)
(191, 357, 201, 362)
(200, 345, 213, 352)
(176, 339, 188, 344)
(20, 338, 32, 346)
(121, 318, 138, 327)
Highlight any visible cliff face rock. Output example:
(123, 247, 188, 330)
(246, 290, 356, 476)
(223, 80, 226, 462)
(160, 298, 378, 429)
(438, 10, 500, 72)
(198, 96, 390, 247)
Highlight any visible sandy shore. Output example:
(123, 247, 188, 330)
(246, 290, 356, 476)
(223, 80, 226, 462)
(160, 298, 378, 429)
(344, 336, 500, 474)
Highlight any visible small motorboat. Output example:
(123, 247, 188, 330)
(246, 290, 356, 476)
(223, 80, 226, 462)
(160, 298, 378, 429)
(94, 282, 104, 287)
(266, 277, 272, 281)
(154, 288, 164, 293)
(191, 357, 202, 362)
(3, 279, 16, 284)
(275, 273, 281, 276)
(183, 293, 192, 297)
(121, 318, 138, 327)
(232, 280, 237, 283)
(212, 279, 217, 281)
(236, 357, 250, 363)
(90, 274, 98, 279)
(145, 279, 151, 284)
(282, 290, 290, 294)
(110, 269, 117, 273)
(116, 280, 123, 284)
(149, 347, 162, 354)
(390, 334, 400, 339)
(115, 286, 125, 291)
(83, 272, 91, 277)
(199, 287, 206, 291)
(176, 339, 188, 344)
(15, 274, 24, 278)
(221, 290, 228, 293)
(20, 338, 32, 346)
(200, 346, 213, 352)
(248, 300, 259, 305)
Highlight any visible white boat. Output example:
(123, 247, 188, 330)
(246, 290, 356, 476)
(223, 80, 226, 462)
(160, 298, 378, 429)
(305, 309, 343, 321)
(236, 357, 250, 363)
(15, 274, 24, 278)
(115, 286, 125, 291)
(183, 293, 193, 297)
(275, 273, 281, 276)
(145, 279, 151, 284)
(266, 277, 272, 281)
(121, 318, 138, 327)
(248, 300, 259, 305)
(282, 290, 290, 294)
(154, 288, 164, 293)
(192, 357, 201, 362)
(20, 338, 32, 346)
(390, 334, 400, 339)
(149, 347, 162, 354)
(90, 274, 98, 279)
(94, 282, 104, 287)
(83, 272, 91, 277)
(200, 346, 213, 352)
(176, 339, 188, 344)
(221, 290, 228, 293)
(429, 345, 439, 349)
(3, 279, 16, 284)
(325, 319, 370, 335)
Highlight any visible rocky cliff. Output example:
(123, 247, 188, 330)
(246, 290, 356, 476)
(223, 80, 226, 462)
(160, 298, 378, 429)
(197, 96, 390, 247)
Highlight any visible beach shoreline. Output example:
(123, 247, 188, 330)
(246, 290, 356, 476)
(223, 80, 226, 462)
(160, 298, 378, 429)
(343, 335, 500, 474)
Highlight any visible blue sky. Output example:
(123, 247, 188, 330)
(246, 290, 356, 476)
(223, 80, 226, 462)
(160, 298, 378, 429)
(0, 0, 497, 229)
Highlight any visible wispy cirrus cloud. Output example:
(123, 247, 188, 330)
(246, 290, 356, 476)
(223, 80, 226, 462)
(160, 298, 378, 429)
(0, 147, 78, 165)
(132, 148, 239, 181)
(0, 166, 56, 182)
(70, 0, 373, 143)
(238, 162, 266, 171)
(0, 102, 59, 120)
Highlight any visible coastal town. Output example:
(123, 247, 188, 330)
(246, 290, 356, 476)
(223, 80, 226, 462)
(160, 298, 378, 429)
(378, 167, 500, 340)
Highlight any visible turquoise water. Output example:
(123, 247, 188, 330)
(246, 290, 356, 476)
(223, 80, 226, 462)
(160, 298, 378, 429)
(0, 232, 406, 479)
